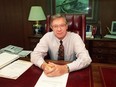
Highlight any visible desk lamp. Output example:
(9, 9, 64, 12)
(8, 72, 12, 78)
(28, 6, 46, 36)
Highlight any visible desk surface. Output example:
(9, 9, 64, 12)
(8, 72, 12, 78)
(0, 64, 92, 87)
(0, 59, 116, 87)
(91, 63, 116, 87)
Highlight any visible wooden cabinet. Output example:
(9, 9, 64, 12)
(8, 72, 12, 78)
(28, 35, 42, 50)
(86, 38, 116, 64)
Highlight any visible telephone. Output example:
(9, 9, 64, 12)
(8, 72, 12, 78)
(0, 45, 23, 54)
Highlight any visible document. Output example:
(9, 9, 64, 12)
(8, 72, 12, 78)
(0, 52, 19, 69)
(34, 72, 69, 87)
(0, 60, 32, 79)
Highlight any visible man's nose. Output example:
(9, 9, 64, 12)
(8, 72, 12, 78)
(57, 26, 62, 31)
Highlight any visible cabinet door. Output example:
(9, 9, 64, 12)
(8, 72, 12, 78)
(28, 36, 42, 50)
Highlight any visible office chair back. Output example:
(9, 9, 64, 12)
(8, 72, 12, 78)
(45, 14, 86, 42)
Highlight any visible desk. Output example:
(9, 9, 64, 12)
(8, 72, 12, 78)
(0, 65, 92, 87)
(86, 38, 116, 64)
(0, 59, 116, 87)
(91, 63, 116, 87)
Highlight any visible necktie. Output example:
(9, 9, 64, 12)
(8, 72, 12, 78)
(58, 40, 64, 60)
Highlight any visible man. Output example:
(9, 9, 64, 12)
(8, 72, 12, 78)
(31, 14, 92, 77)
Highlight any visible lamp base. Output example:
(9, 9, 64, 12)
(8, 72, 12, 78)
(34, 25, 42, 34)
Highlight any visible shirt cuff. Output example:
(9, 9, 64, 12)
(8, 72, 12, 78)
(36, 57, 45, 68)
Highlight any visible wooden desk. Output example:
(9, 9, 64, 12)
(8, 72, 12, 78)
(86, 38, 116, 64)
(0, 59, 116, 87)
(91, 63, 116, 87)
(0, 63, 92, 87)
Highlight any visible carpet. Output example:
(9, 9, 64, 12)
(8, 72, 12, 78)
(99, 66, 116, 87)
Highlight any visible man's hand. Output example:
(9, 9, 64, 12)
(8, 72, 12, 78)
(42, 62, 69, 77)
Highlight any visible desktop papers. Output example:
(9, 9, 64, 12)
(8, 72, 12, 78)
(0, 52, 19, 69)
(34, 72, 69, 87)
(0, 60, 32, 79)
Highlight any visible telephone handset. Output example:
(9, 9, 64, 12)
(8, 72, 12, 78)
(0, 45, 23, 54)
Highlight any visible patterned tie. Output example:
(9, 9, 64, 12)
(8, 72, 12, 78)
(58, 40, 64, 60)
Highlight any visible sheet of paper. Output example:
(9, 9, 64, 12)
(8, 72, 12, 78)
(34, 72, 69, 87)
(0, 60, 32, 79)
(0, 52, 19, 69)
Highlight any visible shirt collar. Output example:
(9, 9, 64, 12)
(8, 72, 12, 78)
(52, 31, 71, 42)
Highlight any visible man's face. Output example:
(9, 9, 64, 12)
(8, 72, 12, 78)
(51, 17, 68, 40)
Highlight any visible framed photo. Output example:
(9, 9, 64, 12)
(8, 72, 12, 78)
(50, 0, 98, 23)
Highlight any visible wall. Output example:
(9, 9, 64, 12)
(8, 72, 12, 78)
(0, 0, 51, 49)
(99, 0, 116, 35)
(0, 0, 115, 49)
(0, 0, 24, 48)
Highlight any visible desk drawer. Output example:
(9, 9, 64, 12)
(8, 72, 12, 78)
(92, 41, 116, 48)
(92, 48, 116, 55)
(91, 54, 116, 63)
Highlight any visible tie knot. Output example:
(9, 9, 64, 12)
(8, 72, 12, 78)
(60, 40, 63, 45)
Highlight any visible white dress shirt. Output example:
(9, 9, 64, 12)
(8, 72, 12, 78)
(31, 32, 92, 72)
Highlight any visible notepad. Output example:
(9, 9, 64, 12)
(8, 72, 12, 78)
(34, 72, 69, 87)
(0, 52, 19, 69)
(0, 60, 32, 79)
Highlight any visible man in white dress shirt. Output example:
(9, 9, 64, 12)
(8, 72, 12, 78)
(31, 14, 92, 77)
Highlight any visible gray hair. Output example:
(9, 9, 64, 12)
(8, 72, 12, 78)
(50, 14, 67, 26)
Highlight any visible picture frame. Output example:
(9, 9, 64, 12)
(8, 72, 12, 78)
(86, 0, 98, 23)
(50, 0, 98, 23)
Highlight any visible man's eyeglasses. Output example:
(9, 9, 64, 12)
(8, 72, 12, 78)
(52, 24, 67, 29)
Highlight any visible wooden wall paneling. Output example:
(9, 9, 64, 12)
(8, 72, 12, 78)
(0, 0, 116, 50)
(0, 0, 24, 48)
(22, 0, 33, 50)
(99, 0, 116, 36)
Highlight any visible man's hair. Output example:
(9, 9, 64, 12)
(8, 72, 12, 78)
(50, 14, 67, 26)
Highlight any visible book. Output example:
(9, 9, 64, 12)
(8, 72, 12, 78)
(0, 60, 32, 79)
(0, 52, 19, 69)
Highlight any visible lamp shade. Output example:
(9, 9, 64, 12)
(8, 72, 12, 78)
(28, 6, 46, 21)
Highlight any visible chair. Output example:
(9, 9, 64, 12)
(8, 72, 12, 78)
(45, 14, 86, 42)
